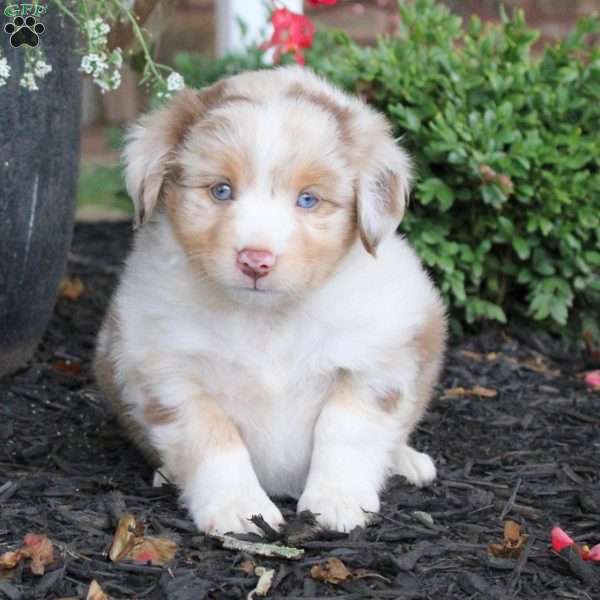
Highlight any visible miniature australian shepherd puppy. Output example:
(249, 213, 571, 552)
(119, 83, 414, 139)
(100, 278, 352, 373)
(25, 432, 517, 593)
(95, 66, 447, 535)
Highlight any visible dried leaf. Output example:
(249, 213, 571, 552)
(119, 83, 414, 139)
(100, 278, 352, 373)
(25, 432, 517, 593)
(488, 520, 528, 559)
(310, 557, 351, 584)
(123, 537, 177, 564)
(239, 559, 256, 575)
(353, 569, 391, 583)
(24, 533, 54, 575)
(108, 515, 138, 561)
(0, 533, 54, 575)
(309, 557, 389, 585)
(59, 277, 85, 301)
(460, 350, 486, 361)
(442, 385, 497, 399)
(459, 350, 560, 376)
(521, 356, 559, 376)
(478, 165, 512, 192)
(497, 174, 514, 194)
(504, 521, 522, 545)
(87, 580, 110, 600)
(52, 359, 82, 377)
(108, 514, 176, 565)
(248, 566, 275, 599)
(469, 385, 497, 397)
(0, 549, 25, 570)
(479, 165, 497, 181)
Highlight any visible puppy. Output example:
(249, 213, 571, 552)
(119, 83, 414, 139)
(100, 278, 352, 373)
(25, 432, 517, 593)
(95, 66, 446, 535)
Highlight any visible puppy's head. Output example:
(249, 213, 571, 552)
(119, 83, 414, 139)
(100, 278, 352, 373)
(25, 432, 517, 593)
(124, 67, 411, 303)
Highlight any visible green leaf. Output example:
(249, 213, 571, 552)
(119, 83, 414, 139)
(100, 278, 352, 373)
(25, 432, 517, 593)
(512, 237, 531, 260)
(550, 300, 568, 325)
(437, 255, 455, 274)
(451, 277, 467, 303)
(481, 184, 507, 207)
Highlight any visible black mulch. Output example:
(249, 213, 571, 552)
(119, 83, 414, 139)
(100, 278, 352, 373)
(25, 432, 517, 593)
(1, 222, 599, 600)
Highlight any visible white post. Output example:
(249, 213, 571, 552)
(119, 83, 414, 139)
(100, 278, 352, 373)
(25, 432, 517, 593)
(216, 0, 304, 57)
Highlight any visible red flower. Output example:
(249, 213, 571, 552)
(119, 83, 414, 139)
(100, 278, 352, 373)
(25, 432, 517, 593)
(307, 0, 337, 5)
(551, 527, 600, 562)
(261, 8, 315, 65)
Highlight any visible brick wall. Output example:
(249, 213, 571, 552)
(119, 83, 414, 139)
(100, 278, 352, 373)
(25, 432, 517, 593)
(305, 0, 600, 45)
(84, 0, 599, 126)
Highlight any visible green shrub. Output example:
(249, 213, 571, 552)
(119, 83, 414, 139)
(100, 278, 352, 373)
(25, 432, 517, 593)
(172, 48, 266, 90)
(175, 0, 600, 338)
(78, 162, 131, 214)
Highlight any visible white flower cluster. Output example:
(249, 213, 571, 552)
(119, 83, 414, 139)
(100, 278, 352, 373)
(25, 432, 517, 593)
(155, 71, 185, 100)
(80, 17, 122, 93)
(19, 48, 52, 91)
(0, 54, 10, 87)
(167, 71, 185, 92)
(80, 47, 123, 93)
(85, 17, 111, 41)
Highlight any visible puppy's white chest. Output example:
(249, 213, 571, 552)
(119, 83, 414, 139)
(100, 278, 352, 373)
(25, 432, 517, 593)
(203, 344, 331, 499)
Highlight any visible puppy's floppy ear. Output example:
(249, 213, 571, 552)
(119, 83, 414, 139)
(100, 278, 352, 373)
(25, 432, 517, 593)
(123, 88, 207, 228)
(356, 137, 412, 257)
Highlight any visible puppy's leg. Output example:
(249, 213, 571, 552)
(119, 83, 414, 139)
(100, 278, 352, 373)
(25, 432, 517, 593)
(393, 308, 446, 487)
(297, 372, 397, 532)
(394, 370, 443, 486)
(391, 382, 438, 488)
(140, 381, 284, 535)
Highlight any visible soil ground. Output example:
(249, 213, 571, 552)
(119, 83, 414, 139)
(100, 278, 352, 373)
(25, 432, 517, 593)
(1, 223, 599, 599)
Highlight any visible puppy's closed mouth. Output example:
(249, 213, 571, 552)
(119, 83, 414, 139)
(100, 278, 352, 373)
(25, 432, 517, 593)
(233, 284, 282, 295)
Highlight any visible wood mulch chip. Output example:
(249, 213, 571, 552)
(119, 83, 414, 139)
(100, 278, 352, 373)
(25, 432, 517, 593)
(1, 223, 598, 599)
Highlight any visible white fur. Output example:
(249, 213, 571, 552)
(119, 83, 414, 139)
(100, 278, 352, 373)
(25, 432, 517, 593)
(102, 220, 441, 531)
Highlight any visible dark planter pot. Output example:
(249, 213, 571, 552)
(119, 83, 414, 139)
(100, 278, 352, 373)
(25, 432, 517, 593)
(0, 8, 81, 377)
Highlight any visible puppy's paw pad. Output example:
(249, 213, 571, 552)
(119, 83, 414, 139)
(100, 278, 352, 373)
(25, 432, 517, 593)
(193, 492, 284, 536)
(297, 486, 379, 533)
(395, 446, 436, 487)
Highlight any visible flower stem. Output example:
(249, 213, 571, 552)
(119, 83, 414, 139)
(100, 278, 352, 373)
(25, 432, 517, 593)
(112, 0, 164, 84)
(51, 0, 80, 24)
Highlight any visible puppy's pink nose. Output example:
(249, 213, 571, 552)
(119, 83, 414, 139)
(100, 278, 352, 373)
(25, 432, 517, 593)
(237, 248, 276, 279)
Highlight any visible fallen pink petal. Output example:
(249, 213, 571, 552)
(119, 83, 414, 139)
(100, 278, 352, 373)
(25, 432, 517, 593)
(587, 544, 600, 562)
(584, 370, 600, 390)
(551, 527, 575, 553)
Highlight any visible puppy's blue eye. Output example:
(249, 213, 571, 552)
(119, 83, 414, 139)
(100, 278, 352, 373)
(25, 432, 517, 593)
(297, 192, 319, 209)
(210, 182, 233, 201)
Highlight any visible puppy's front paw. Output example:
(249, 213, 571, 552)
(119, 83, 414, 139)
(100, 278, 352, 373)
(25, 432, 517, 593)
(395, 445, 436, 487)
(192, 487, 284, 535)
(297, 484, 380, 533)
